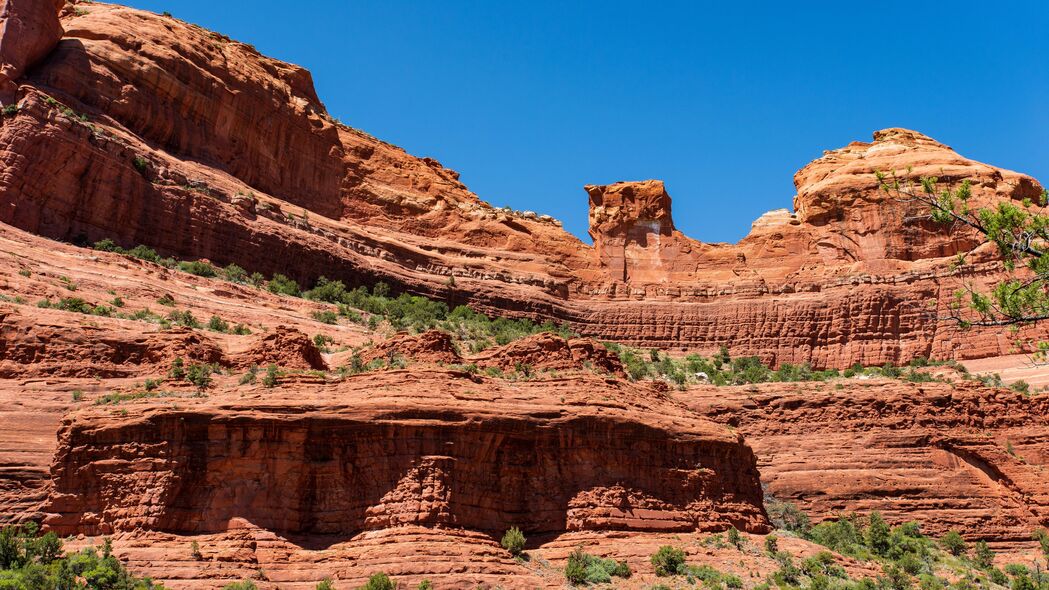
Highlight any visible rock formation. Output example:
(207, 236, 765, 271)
(0, 1, 1044, 367)
(686, 379, 1049, 551)
(0, 2, 1048, 587)
(0, 0, 63, 99)
(44, 370, 769, 538)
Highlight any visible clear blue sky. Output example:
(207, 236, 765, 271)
(117, 1, 1048, 244)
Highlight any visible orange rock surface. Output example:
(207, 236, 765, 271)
(1, 2, 1049, 588)
(685, 379, 1049, 558)
(0, 1, 1045, 368)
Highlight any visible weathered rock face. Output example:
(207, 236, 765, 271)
(587, 180, 675, 282)
(0, 2, 1046, 368)
(792, 128, 1045, 262)
(0, 0, 63, 98)
(685, 380, 1049, 550)
(0, 307, 225, 378)
(44, 370, 770, 538)
(358, 329, 462, 365)
(235, 325, 326, 371)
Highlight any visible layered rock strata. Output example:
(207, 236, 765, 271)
(0, 1, 1043, 366)
(44, 370, 770, 538)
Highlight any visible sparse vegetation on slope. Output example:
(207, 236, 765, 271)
(0, 523, 165, 589)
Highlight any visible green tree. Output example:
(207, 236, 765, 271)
(866, 511, 891, 556)
(973, 540, 995, 570)
(940, 530, 967, 556)
(880, 172, 1049, 354)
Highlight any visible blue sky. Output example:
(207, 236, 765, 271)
(118, 1, 1048, 244)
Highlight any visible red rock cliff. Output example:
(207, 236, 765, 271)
(0, 2, 1044, 368)
(44, 370, 770, 537)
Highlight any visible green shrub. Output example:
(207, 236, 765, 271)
(973, 540, 995, 570)
(239, 365, 258, 385)
(416, 580, 432, 590)
(500, 526, 525, 556)
(727, 526, 743, 548)
(178, 260, 218, 277)
(0, 524, 163, 588)
(132, 156, 150, 174)
(865, 511, 891, 556)
(224, 264, 248, 283)
(185, 363, 214, 392)
(765, 534, 779, 555)
(312, 310, 338, 324)
(564, 546, 588, 585)
(224, 582, 258, 590)
(262, 365, 280, 388)
(267, 274, 300, 297)
(208, 315, 230, 333)
(316, 578, 335, 590)
(361, 572, 395, 590)
(940, 530, 966, 556)
(169, 357, 186, 380)
(168, 309, 201, 328)
(651, 545, 685, 577)
(304, 276, 347, 303)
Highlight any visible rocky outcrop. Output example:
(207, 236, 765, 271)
(792, 128, 1044, 262)
(0, 2, 1045, 368)
(359, 329, 462, 365)
(470, 332, 625, 376)
(685, 380, 1049, 548)
(0, 0, 63, 99)
(235, 325, 326, 371)
(0, 306, 225, 378)
(44, 370, 769, 537)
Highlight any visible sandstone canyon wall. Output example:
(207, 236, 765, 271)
(0, 1, 1044, 368)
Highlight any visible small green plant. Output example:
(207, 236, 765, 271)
(361, 573, 395, 590)
(416, 580, 432, 590)
(157, 293, 176, 306)
(316, 578, 335, 590)
(190, 540, 202, 560)
(178, 260, 218, 277)
(973, 540, 995, 570)
(208, 315, 230, 333)
(168, 309, 202, 328)
(727, 526, 743, 549)
(501, 526, 526, 556)
(185, 363, 214, 393)
(267, 274, 301, 297)
(651, 545, 686, 577)
(224, 263, 248, 283)
(262, 364, 280, 388)
(765, 533, 779, 555)
(2, 104, 19, 117)
(132, 156, 149, 174)
(313, 334, 335, 350)
(239, 365, 259, 385)
(940, 530, 966, 556)
(565, 546, 589, 585)
(169, 357, 186, 380)
(223, 582, 258, 590)
(18, 268, 30, 277)
(311, 310, 338, 324)
(71, 389, 84, 402)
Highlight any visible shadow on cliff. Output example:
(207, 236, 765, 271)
(48, 412, 768, 548)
